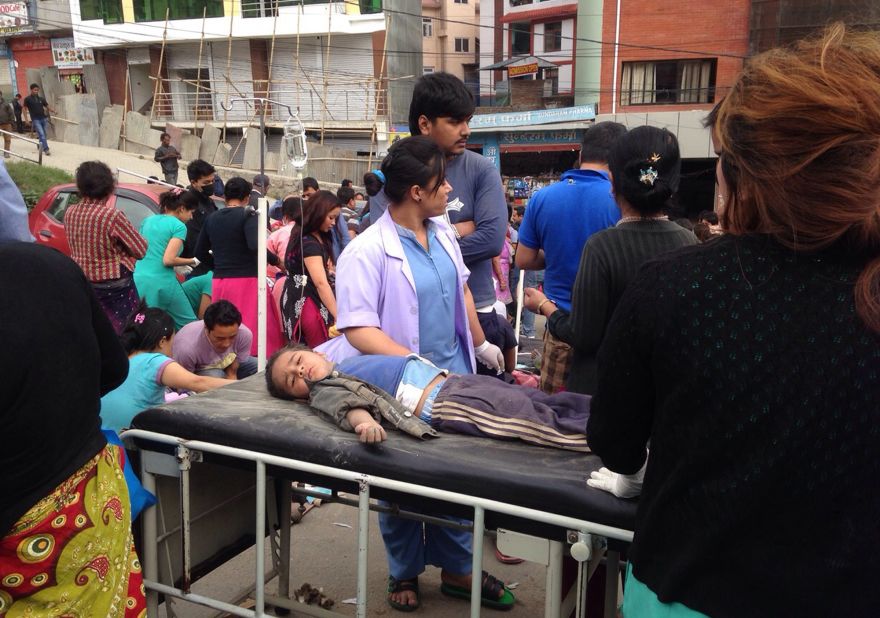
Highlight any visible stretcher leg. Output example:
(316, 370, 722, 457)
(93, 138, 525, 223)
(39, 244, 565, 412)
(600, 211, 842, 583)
(604, 551, 620, 618)
(141, 465, 160, 618)
(545, 539, 564, 616)
(356, 478, 370, 618)
(471, 506, 486, 618)
(278, 481, 292, 603)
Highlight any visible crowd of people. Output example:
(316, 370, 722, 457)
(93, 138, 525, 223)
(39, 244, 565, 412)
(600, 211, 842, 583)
(1, 24, 878, 617)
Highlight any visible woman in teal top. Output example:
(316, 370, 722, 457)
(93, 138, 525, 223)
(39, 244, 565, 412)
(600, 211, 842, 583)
(134, 190, 202, 329)
(100, 304, 232, 432)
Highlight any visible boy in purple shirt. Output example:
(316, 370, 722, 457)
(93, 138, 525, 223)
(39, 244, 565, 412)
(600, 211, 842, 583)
(172, 300, 258, 379)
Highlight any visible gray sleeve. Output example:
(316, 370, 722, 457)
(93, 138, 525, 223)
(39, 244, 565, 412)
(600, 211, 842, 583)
(0, 162, 33, 243)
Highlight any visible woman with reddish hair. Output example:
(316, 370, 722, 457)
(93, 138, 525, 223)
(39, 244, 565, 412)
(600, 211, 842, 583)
(587, 25, 880, 617)
(280, 190, 341, 347)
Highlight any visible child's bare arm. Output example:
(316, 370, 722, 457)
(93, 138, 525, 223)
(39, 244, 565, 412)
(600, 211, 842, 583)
(346, 408, 387, 444)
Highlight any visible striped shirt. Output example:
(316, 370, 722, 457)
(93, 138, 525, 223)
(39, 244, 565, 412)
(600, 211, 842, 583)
(65, 198, 148, 282)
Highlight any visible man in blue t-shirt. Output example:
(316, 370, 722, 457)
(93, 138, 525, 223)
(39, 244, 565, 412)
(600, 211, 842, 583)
(516, 121, 626, 394)
(408, 72, 515, 377)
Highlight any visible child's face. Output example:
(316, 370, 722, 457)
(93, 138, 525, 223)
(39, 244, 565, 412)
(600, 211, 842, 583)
(271, 349, 333, 399)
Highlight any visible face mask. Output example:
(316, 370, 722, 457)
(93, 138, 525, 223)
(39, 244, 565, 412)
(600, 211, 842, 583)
(201, 185, 215, 197)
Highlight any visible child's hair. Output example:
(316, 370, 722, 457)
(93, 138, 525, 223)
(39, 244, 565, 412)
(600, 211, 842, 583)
(699, 210, 719, 225)
(608, 126, 681, 216)
(265, 343, 311, 400)
(281, 196, 303, 222)
(381, 136, 446, 204)
(120, 302, 175, 354)
(159, 188, 199, 213)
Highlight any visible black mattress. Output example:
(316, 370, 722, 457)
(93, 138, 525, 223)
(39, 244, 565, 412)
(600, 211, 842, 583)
(131, 376, 637, 537)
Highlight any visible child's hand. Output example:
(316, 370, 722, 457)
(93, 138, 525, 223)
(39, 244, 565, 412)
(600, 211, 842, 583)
(354, 421, 387, 444)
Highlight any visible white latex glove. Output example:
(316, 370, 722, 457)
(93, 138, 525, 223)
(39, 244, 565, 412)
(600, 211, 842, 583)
(191, 257, 201, 268)
(474, 339, 504, 373)
(587, 458, 647, 499)
(174, 265, 193, 276)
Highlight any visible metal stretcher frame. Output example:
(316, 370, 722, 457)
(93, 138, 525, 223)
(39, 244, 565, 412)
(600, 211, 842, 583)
(125, 429, 634, 618)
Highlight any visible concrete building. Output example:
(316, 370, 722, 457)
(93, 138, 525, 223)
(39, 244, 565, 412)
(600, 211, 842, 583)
(67, 0, 388, 151)
(421, 0, 480, 94)
(0, 0, 74, 96)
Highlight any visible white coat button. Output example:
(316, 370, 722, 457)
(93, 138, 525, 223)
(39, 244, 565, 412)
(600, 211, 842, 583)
(412, 337, 419, 345)
(410, 307, 418, 315)
(404, 411, 412, 417)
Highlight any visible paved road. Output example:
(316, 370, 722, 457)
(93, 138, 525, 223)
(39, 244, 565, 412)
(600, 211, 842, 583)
(158, 501, 551, 617)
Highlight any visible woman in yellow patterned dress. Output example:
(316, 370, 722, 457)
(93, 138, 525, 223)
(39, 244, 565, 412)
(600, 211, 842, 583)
(0, 242, 146, 617)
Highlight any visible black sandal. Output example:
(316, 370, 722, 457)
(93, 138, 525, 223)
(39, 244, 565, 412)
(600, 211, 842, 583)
(387, 575, 420, 612)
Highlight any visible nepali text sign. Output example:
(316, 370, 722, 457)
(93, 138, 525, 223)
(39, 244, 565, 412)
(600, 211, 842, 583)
(51, 38, 95, 69)
(508, 62, 538, 78)
(0, 2, 29, 35)
(470, 105, 596, 130)
(499, 129, 582, 145)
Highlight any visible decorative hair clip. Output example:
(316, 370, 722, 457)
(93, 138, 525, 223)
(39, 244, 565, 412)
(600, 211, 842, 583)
(639, 167, 659, 186)
(647, 152, 661, 164)
(134, 313, 146, 324)
(171, 187, 184, 196)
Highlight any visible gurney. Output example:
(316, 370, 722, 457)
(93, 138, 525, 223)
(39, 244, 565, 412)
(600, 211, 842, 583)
(126, 376, 637, 618)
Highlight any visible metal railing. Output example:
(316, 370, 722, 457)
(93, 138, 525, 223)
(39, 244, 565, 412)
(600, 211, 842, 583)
(126, 429, 633, 618)
(0, 128, 44, 165)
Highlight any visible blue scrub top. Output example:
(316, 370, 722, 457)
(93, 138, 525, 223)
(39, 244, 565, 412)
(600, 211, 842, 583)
(396, 222, 471, 375)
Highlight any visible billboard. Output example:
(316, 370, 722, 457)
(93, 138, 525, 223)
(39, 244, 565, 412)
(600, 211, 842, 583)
(51, 38, 95, 69)
(0, 2, 29, 35)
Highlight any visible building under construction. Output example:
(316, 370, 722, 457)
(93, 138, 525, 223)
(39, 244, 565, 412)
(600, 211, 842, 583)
(64, 0, 421, 180)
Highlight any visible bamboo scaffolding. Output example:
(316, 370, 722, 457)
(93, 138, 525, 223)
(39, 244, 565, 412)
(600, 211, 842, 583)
(149, 8, 170, 124)
(193, 6, 207, 131)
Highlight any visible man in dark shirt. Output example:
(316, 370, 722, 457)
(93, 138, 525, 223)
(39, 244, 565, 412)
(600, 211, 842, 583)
(154, 132, 181, 185)
(22, 83, 53, 155)
(249, 173, 270, 210)
(183, 159, 218, 276)
(12, 94, 23, 133)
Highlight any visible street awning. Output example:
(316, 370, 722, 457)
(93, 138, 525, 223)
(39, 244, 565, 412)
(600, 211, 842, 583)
(479, 55, 559, 71)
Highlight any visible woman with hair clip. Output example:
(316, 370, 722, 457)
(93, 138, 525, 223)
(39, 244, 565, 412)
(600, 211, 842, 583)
(315, 136, 511, 612)
(134, 188, 201, 329)
(195, 176, 284, 356)
(280, 189, 341, 347)
(100, 303, 233, 432)
(584, 25, 880, 617)
(524, 126, 697, 395)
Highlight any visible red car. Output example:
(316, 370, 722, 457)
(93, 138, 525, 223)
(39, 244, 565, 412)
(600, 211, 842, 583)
(29, 183, 169, 255)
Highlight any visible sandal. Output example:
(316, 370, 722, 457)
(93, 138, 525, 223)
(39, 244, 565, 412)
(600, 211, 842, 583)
(440, 570, 516, 611)
(387, 576, 420, 612)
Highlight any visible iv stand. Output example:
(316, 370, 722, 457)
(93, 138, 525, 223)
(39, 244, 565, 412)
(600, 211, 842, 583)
(219, 97, 307, 371)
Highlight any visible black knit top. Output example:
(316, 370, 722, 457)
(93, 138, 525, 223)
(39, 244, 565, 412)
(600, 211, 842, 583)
(588, 234, 880, 617)
(547, 219, 697, 394)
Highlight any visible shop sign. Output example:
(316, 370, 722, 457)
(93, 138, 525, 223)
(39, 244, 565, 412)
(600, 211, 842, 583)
(51, 38, 95, 69)
(499, 130, 581, 145)
(508, 62, 539, 78)
(388, 123, 410, 145)
(470, 104, 596, 129)
(0, 2, 30, 35)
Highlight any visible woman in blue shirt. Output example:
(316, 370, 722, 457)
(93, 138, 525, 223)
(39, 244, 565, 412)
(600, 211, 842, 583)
(100, 305, 232, 432)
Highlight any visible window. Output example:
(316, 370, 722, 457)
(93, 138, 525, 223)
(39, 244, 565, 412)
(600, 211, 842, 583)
(620, 59, 716, 106)
(455, 38, 469, 53)
(133, 0, 224, 22)
(47, 192, 81, 224)
(454, 0, 468, 3)
(114, 196, 157, 232)
(543, 21, 562, 53)
(510, 22, 530, 55)
(423, 67, 435, 74)
(79, 0, 123, 24)
(242, 0, 299, 18)
(509, 0, 532, 6)
(422, 17, 433, 37)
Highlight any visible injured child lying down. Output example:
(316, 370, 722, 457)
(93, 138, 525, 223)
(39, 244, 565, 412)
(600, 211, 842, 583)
(265, 344, 591, 452)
